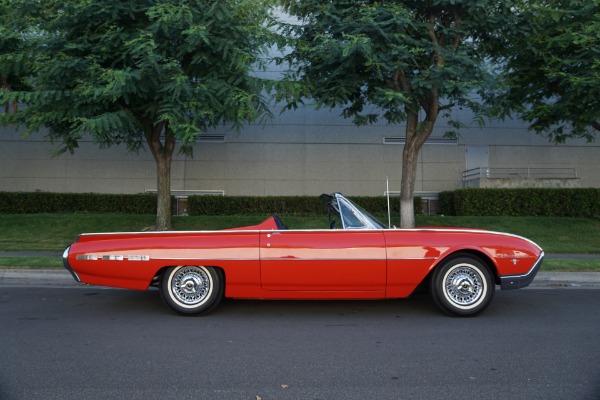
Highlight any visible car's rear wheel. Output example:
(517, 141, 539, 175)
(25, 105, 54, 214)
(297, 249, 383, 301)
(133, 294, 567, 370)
(430, 255, 494, 316)
(160, 266, 223, 315)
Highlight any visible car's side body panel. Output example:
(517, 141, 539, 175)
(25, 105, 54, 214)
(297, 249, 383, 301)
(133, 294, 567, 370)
(66, 224, 542, 300)
(260, 230, 386, 295)
(68, 231, 261, 293)
(383, 229, 542, 298)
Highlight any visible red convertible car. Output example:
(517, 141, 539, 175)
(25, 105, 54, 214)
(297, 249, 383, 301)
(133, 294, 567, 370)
(63, 193, 543, 316)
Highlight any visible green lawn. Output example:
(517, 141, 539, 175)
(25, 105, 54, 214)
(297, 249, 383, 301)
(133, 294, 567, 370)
(0, 213, 598, 271)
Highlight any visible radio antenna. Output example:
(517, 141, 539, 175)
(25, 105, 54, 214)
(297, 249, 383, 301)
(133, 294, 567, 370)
(386, 177, 391, 228)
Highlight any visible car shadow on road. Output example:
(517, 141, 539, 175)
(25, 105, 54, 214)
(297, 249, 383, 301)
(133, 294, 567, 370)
(68, 287, 443, 318)
(59, 286, 553, 320)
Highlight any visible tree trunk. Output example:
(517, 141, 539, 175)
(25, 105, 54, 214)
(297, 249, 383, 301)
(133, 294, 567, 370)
(399, 110, 434, 228)
(155, 150, 173, 230)
(143, 121, 175, 231)
(400, 145, 418, 228)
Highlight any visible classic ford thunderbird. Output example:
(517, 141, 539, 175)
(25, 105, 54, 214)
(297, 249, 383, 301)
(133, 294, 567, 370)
(63, 193, 543, 316)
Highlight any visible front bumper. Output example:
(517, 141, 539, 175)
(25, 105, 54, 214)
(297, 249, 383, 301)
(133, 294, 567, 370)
(62, 246, 81, 283)
(500, 252, 544, 290)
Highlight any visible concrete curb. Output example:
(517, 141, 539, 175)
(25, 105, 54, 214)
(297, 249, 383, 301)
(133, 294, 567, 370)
(528, 271, 600, 288)
(1, 268, 599, 289)
(0, 269, 79, 287)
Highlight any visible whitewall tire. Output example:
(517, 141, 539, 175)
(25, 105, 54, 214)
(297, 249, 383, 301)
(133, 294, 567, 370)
(160, 266, 223, 315)
(430, 255, 495, 316)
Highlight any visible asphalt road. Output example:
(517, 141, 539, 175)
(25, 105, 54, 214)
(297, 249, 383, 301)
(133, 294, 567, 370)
(0, 286, 599, 400)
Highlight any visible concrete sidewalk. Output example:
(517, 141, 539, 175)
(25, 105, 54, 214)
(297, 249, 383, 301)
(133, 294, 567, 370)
(1, 268, 599, 288)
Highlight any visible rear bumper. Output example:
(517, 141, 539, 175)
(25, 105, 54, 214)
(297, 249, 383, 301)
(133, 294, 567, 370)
(62, 246, 81, 283)
(500, 252, 544, 290)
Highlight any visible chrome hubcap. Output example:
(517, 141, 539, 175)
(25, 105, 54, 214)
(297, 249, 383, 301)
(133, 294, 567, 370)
(444, 265, 484, 307)
(171, 266, 210, 306)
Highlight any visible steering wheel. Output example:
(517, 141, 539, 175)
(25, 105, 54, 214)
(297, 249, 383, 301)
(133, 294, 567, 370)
(273, 215, 288, 230)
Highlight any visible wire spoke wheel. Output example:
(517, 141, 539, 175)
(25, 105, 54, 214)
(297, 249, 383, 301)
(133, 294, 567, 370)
(443, 264, 485, 307)
(160, 266, 223, 315)
(171, 266, 211, 306)
(430, 255, 494, 316)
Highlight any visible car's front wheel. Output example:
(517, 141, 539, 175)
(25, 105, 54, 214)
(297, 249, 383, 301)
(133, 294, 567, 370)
(160, 266, 223, 315)
(430, 255, 494, 316)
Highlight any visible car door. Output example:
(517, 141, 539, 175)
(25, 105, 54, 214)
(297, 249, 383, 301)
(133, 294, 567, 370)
(260, 229, 386, 294)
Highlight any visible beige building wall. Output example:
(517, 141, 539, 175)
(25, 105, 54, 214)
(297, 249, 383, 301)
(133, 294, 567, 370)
(1, 106, 599, 197)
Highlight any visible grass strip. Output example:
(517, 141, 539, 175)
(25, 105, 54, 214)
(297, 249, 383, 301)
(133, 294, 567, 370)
(538, 259, 600, 272)
(0, 257, 63, 269)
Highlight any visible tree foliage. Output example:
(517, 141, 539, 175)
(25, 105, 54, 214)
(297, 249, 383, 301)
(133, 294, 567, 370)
(0, 0, 275, 229)
(0, 1, 32, 113)
(277, 0, 517, 227)
(484, 0, 600, 142)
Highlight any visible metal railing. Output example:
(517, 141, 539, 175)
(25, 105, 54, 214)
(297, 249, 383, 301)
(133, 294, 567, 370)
(144, 189, 225, 196)
(463, 167, 578, 181)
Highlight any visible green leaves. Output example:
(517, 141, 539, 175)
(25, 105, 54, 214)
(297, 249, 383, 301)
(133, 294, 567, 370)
(2, 0, 275, 150)
(1, 0, 277, 228)
(279, 0, 503, 125)
(484, 0, 600, 142)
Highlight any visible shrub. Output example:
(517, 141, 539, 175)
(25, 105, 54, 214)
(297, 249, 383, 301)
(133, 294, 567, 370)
(440, 188, 600, 217)
(187, 195, 322, 216)
(0, 192, 424, 216)
(188, 194, 422, 216)
(0, 192, 158, 214)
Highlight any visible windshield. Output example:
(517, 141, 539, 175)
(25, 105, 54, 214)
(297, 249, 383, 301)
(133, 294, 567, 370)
(323, 193, 388, 230)
(342, 197, 387, 229)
